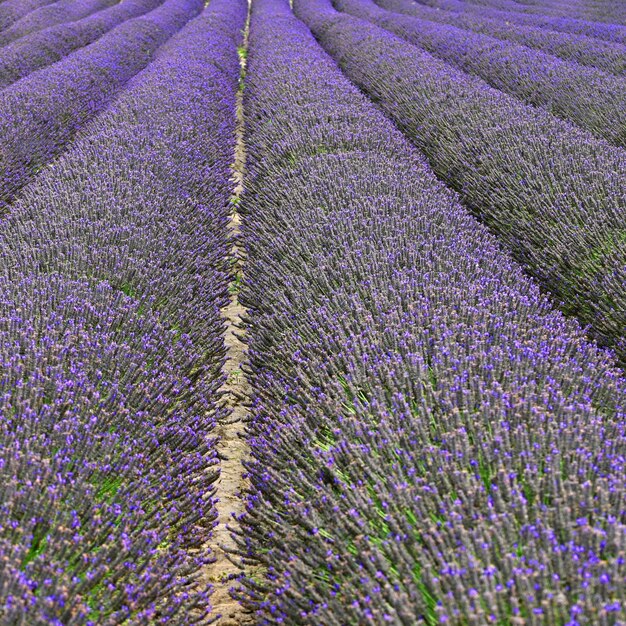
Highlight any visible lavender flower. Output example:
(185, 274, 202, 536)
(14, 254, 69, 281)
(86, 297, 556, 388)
(234, 0, 626, 623)
(0, 0, 164, 91)
(0, 0, 203, 214)
(337, 0, 626, 150)
(412, 0, 626, 46)
(297, 0, 626, 366)
(0, 0, 57, 32)
(0, 0, 246, 620)
(0, 0, 117, 47)
(376, 0, 626, 76)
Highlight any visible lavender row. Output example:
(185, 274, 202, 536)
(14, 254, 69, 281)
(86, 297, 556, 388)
(0, 0, 55, 32)
(475, 0, 626, 25)
(460, 0, 586, 17)
(0, 0, 202, 214)
(235, 0, 626, 622)
(338, 0, 626, 150)
(0, 0, 117, 47)
(0, 0, 164, 91)
(416, 0, 626, 45)
(0, 0, 163, 90)
(377, 0, 626, 76)
(297, 0, 626, 366)
(0, 0, 246, 620)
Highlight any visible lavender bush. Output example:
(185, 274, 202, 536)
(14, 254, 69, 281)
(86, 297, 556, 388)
(336, 0, 626, 149)
(376, 0, 626, 75)
(296, 0, 626, 367)
(0, 0, 246, 621)
(462, 0, 626, 24)
(234, 0, 626, 623)
(413, 0, 626, 45)
(0, 0, 164, 91)
(0, 0, 202, 214)
(0, 0, 118, 47)
(0, 0, 56, 32)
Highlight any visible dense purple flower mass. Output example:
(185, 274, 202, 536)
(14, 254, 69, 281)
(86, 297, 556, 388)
(295, 0, 626, 366)
(0, 0, 56, 32)
(460, 0, 626, 25)
(0, 0, 246, 620)
(376, 0, 626, 75)
(415, 0, 626, 45)
(0, 0, 164, 90)
(0, 0, 117, 46)
(235, 0, 626, 622)
(336, 0, 626, 150)
(1, 0, 626, 622)
(0, 0, 203, 214)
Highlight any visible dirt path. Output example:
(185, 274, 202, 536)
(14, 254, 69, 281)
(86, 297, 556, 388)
(203, 20, 254, 625)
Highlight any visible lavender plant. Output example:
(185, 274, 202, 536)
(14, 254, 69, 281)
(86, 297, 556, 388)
(0, 0, 202, 214)
(296, 0, 626, 367)
(0, 0, 164, 90)
(0, 0, 56, 32)
(0, 0, 246, 621)
(336, 0, 626, 149)
(376, 0, 626, 76)
(464, 0, 626, 24)
(234, 0, 626, 622)
(0, 0, 118, 47)
(413, 0, 626, 45)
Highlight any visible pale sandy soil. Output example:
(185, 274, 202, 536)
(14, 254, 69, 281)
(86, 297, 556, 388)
(199, 26, 255, 624)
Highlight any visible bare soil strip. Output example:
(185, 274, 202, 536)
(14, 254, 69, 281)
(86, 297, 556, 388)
(202, 18, 253, 625)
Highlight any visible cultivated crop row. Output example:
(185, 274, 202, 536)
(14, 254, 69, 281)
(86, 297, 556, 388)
(338, 0, 626, 149)
(417, 0, 626, 45)
(0, 0, 55, 32)
(0, 0, 245, 620)
(0, 0, 116, 46)
(297, 0, 626, 366)
(0, 0, 202, 213)
(235, 0, 626, 622)
(477, 0, 626, 25)
(376, 0, 626, 75)
(1, 0, 625, 622)
(0, 0, 164, 90)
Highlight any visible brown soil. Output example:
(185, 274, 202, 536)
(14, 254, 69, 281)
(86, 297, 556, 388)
(200, 21, 255, 624)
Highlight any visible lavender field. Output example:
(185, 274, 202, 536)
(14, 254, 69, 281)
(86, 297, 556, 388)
(0, 0, 624, 623)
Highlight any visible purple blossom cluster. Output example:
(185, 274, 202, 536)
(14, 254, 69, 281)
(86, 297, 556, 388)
(295, 0, 626, 366)
(0, 0, 117, 47)
(235, 0, 626, 622)
(0, 0, 164, 91)
(0, 0, 56, 32)
(0, 0, 246, 620)
(465, 0, 626, 25)
(377, 0, 626, 76)
(336, 0, 626, 149)
(0, 0, 202, 214)
(416, 0, 626, 45)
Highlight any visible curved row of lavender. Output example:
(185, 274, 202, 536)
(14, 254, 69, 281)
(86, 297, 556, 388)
(0, 0, 118, 47)
(0, 0, 246, 620)
(576, 1, 626, 26)
(376, 0, 626, 76)
(0, 0, 163, 91)
(235, 0, 626, 622)
(0, 0, 202, 215)
(0, 0, 56, 32)
(470, 0, 570, 14)
(295, 0, 626, 367)
(471, 0, 626, 25)
(460, 0, 611, 20)
(415, 0, 626, 46)
(338, 0, 626, 150)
